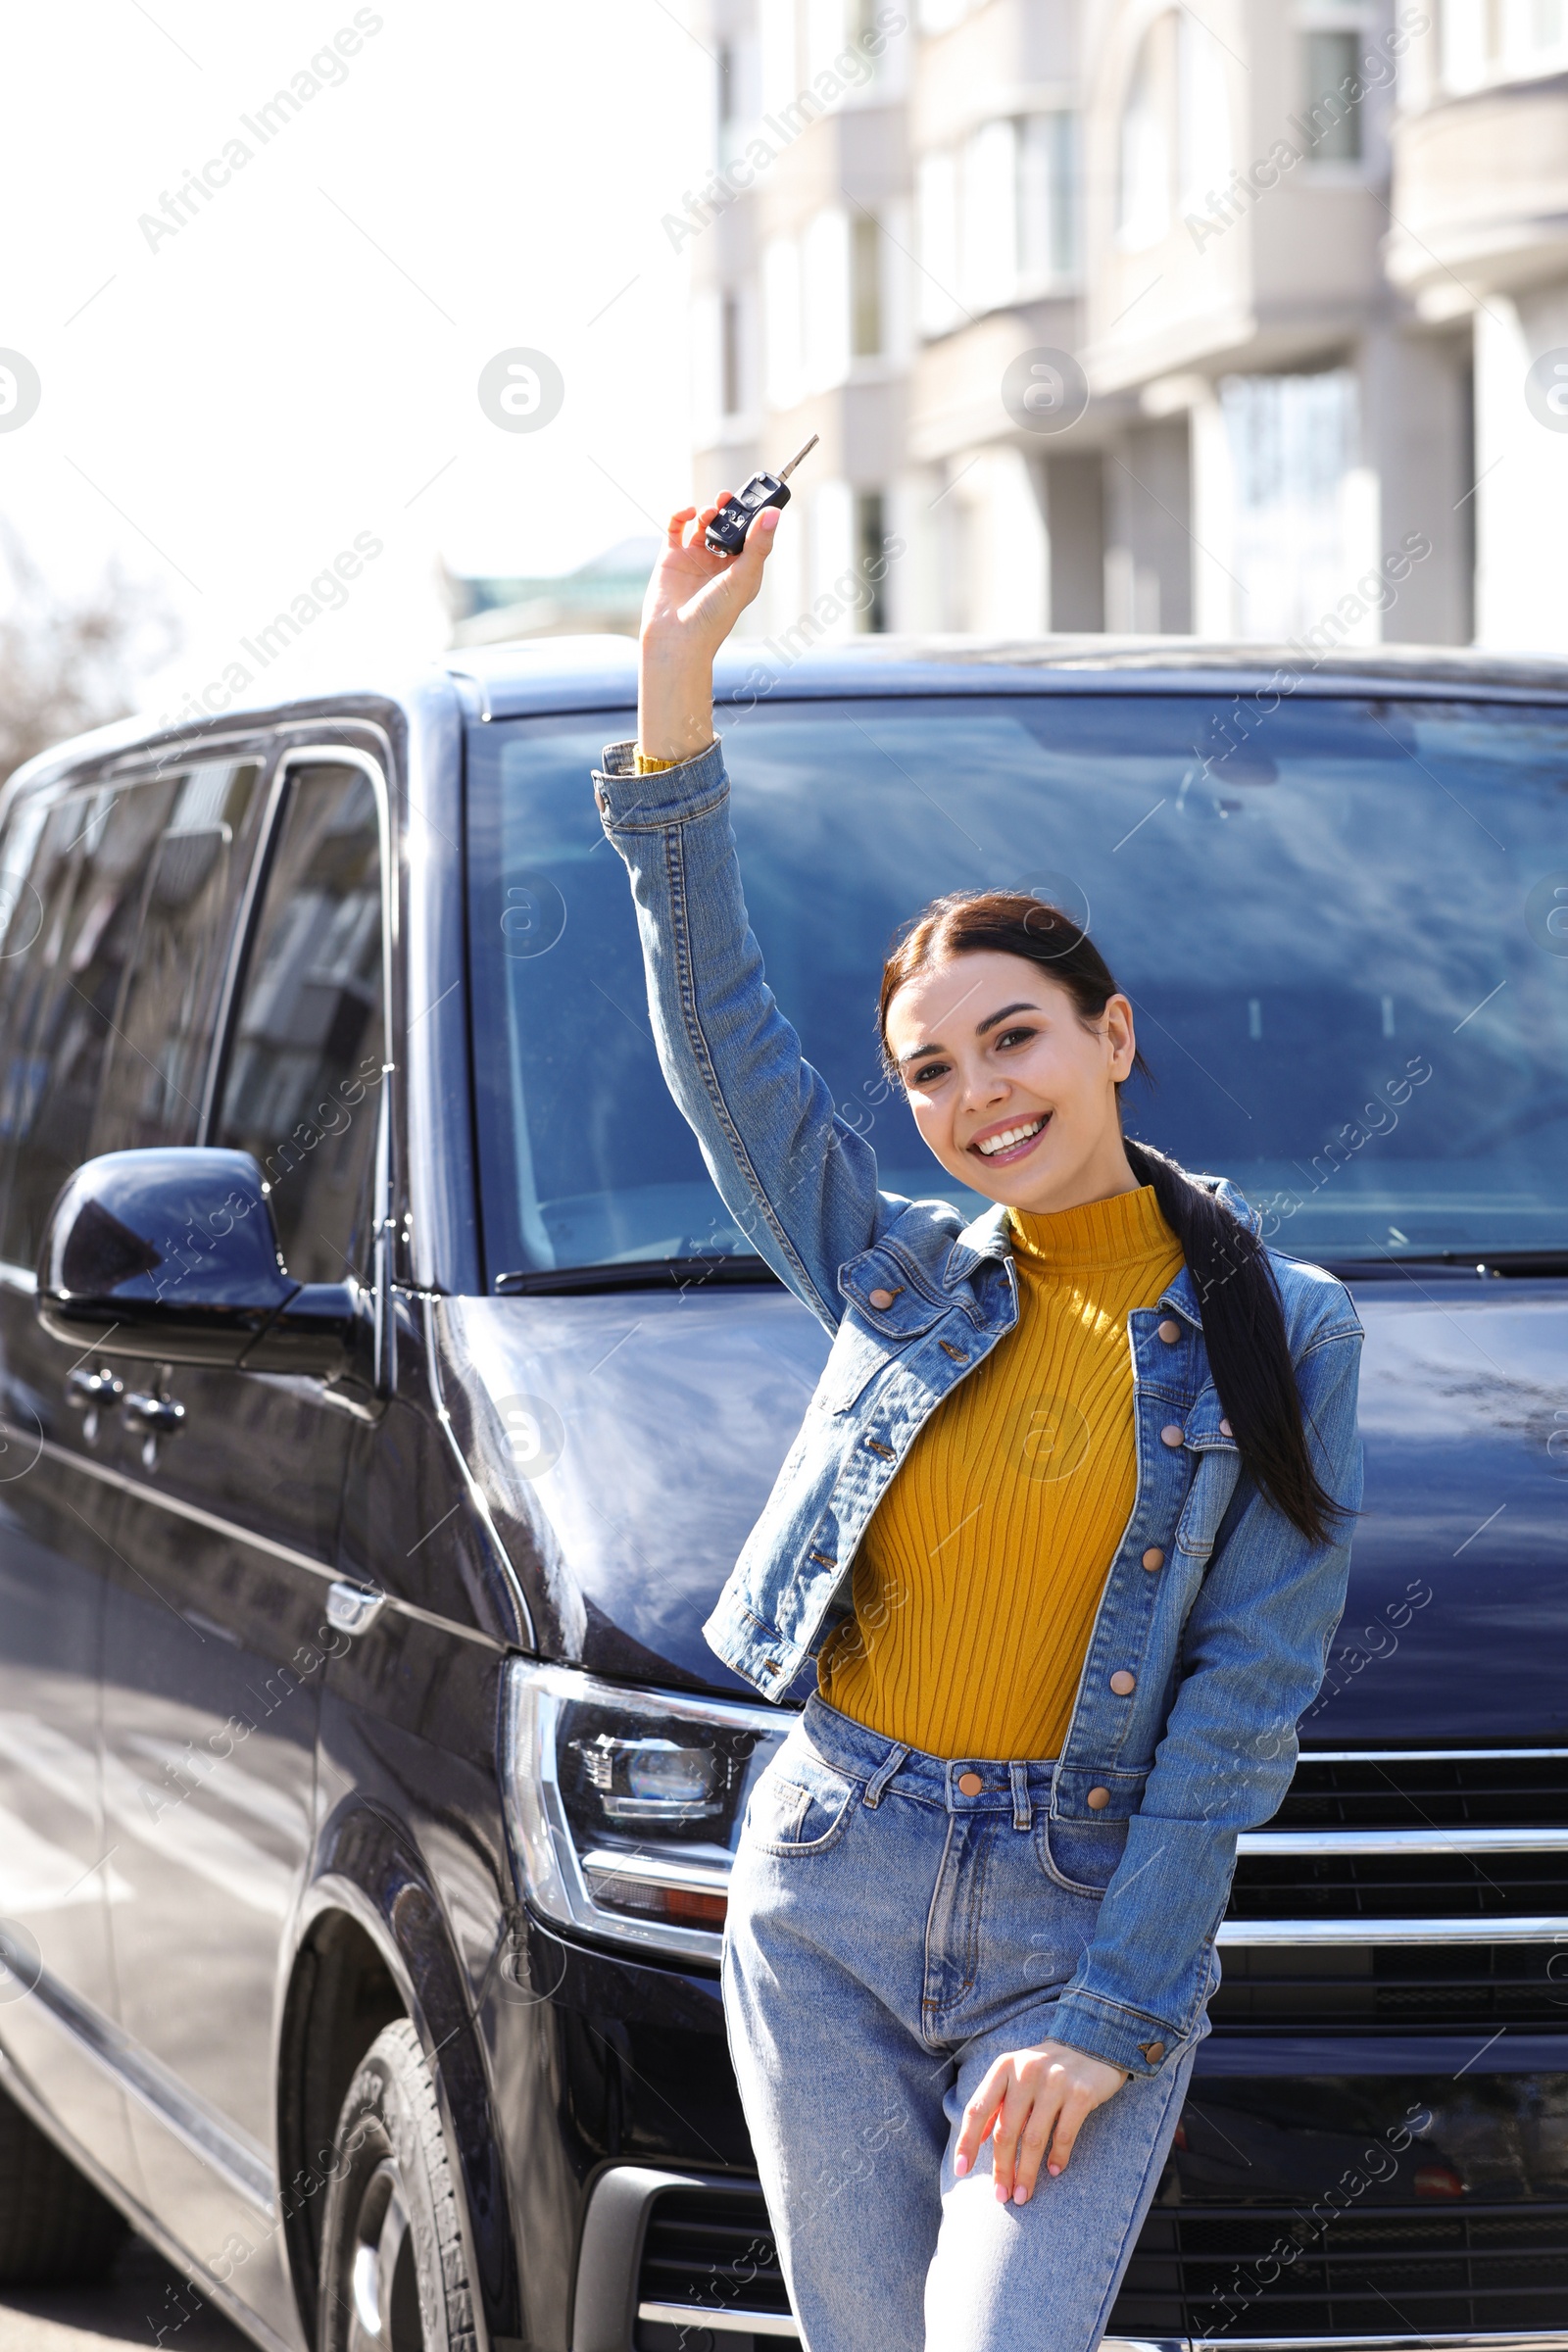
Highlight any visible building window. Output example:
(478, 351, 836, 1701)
(917, 150, 961, 334)
(716, 42, 736, 139)
(1300, 27, 1363, 161)
(807, 0, 853, 79)
(1220, 368, 1359, 640)
(960, 120, 1018, 313)
(692, 291, 726, 440)
(1443, 0, 1568, 86)
(721, 293, 743, 416)
(852, 215, 883, 356)
(1117, 13, 1176, 249)
(802, 206, 852, 391)
(856, 490, 889, 631)
(760, 0, 799, 119)
(1441, 0, 1489, 86)
(1018, 112, 1076, 284)
(920, 111, 1079, 331)
(763, 237, 802, 410)
(1177, 14, 1232, 204)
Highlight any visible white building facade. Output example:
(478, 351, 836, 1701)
(1386, 2, 1568, 656)
(687, 0, 1562, 653)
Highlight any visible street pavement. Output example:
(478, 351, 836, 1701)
(0, 2236, 248, 2352)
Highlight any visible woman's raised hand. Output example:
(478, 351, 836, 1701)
(953, 2038, 1129, 2202)
(637, 499, 780, 765)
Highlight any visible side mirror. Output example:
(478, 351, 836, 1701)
(36, 1148, 363, 1374)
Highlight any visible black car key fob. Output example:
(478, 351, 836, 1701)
(704, 434, 819, 556)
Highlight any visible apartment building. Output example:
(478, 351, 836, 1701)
(688, 0, 1568, 653)
(1077, 0, 1473, 647)
(1386, 3, 1568, 655)
(688, 2, 920, 643)
(689, 0, 1093, 641)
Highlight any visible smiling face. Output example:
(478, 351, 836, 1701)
(884, 948, 1142, 1215)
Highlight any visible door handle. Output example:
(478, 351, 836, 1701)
(326, 1580, 386, 1637)
(66, 1367, 124, 1408)
(122, 1394, 186, 1437)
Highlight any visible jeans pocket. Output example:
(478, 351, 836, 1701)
(747, 1748, 860, 1856)
(1036, 1812, 1130, 1898)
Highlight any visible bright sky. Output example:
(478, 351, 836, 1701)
(0, 1, 706, 716)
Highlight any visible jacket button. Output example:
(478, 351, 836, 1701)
(1160, 1424, 1184, 1448)
(957, 1770, 984, 1796)
(1139, 2039, 1166, 2065)
(868, 1288, 895, 1309)
(1109, 1669, 1136, 1695)
(1219, 1417, 1233, 1437)
(1087, 1786, 1111, 1810)
(1142, 1546, 1164, 1571)
(1157, 1318, 1181, 1343)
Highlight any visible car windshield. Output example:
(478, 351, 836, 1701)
(465, 691, 1568, 1281)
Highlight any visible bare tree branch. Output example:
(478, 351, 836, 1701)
(0, 526, 182, 788)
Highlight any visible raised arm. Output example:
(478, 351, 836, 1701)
(592, 500, 892, 1331)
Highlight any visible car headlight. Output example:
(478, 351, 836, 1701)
(502, 1660, 791, 1962)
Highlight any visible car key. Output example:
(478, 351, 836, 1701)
(704, 434, 820, 557)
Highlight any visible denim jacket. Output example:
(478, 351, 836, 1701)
(593, 734, 1365, 2081)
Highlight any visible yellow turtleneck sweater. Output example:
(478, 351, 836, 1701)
(816, 1182, 1184, 1761)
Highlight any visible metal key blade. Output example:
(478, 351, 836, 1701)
(777, 433, 819, 483)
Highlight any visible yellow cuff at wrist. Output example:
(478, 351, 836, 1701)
(633, 747, 680, 774)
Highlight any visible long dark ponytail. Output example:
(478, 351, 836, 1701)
(878, 890, 1349, 1547)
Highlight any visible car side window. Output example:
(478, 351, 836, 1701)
(93, 759, 267, 1155)
(0, 794, 55, 1260)
(0, 775, 180, 1270)
(211, 759, 386, 1286)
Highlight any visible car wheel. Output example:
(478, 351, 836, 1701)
(0, 2080, 128, 2283)
(318, 2020, 476, 2352)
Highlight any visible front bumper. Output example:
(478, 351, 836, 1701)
(569, 2162, 1568, 2352)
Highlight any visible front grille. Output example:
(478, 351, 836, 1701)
(636, 2186, 790, 2344)
(1217, 1748, 1568, 2027)
(634, 2186, 1568, 2344)
(1228, 1845, 1568, 1923)
(1211, 1940, 1568, 2028)
(1277, 1750, 1568, 1831)
(1113, 2201, 1568, 2340)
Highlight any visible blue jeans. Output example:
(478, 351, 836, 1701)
(721, 1694, 1210, 2352)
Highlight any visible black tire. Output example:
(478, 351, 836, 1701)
(318, 2021, 475, 2352)
(0, 2078, 128, 2284)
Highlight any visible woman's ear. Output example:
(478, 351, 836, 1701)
(1104, 993, 1138, 1082)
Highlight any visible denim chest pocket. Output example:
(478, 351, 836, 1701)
(746, 1750, 861, 1856)
(1036, 1812, 1130, 1899)
(1175, 1433, 1244, 1560)
(1168, 1381, 1241, 1559)
(818, 1279, 946, 1414)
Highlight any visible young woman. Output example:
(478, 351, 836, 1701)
(590, 498, 1364, 2352)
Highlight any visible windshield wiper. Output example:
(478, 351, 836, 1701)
(494, 1255, 785, 1298)
(1321, 1249, 1568, 1280)
(504, 1247, 1568, 1294)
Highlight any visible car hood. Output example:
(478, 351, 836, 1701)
(435, 1282, 1568, 1735)
(435, 1289, 829, 1696)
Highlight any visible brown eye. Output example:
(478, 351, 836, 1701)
(912, 1061, 947, 1086)
(997, 1027, 1036, 1051)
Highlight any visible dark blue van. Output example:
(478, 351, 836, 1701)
(0, 634, 1564, 2352)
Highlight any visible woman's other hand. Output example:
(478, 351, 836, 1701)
(637, 500, 780, 764)
(954, 2039, 1129, 2202)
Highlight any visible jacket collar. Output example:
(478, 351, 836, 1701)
(941, 1169, 1264, 1310)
